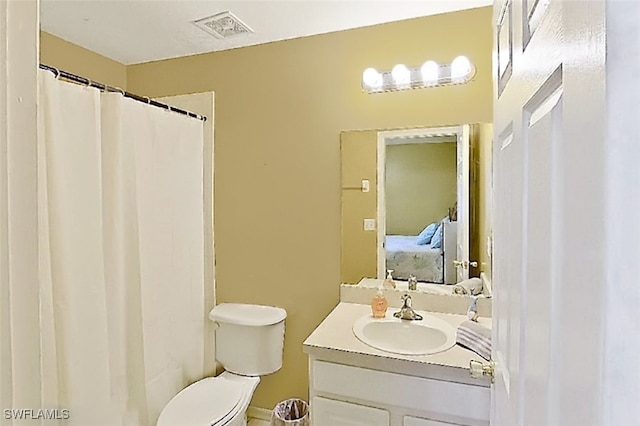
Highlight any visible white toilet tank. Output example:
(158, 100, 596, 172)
(209, 303, 286, 376)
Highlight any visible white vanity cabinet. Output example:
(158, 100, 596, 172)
(303, 303, 492, 426)
(308, 358, 489, 426)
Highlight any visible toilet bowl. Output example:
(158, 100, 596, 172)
(156, 303, 286, 426)
(157, 372, 259, 426)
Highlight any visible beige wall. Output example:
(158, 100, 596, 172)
(340, 131, 378, 285)
(123, 6, 492, 409)
(386, 143, 457, 235)
(40, 32, 127, 89)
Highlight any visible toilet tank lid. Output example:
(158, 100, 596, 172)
(209, 303, 286, 326)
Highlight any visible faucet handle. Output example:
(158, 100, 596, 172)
(394, 293, 422, 320)
(400, 293, 412, 307)
(408, 274, 418, 290)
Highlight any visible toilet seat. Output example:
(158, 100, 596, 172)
(157, 374, 257, 426)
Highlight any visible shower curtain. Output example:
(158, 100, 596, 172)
(37, 71, 206, 425)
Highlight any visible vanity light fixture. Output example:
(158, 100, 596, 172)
(362, 56, 475, 93)
(391, 64, 411, 88)
(420, 60, 440, 85)
(362, 67, 383, 91)
(450, 56, 473, 83)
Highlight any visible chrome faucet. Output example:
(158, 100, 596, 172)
(393, 294, 423, 321)
(408, 274, 418, 291)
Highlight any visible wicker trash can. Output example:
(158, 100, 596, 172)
(270, 398, 309, 426)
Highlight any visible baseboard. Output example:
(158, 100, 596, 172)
(247, 406, 272, 421)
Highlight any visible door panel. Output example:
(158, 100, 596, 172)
(523, 0, 551, 48)
(492, 124, 520, 426)
(521, 82, 562, 425)
(496, 0, 513, 97)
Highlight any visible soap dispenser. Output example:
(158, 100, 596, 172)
(371, 285, 388, 319)
(383, 269, 396, 289)
(467, 295, 479, 322)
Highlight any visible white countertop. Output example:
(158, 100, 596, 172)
(303, 302, 492, 386)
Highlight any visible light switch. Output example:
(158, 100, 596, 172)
(361, 180, 370, 192)
(364, 219, 376, 231)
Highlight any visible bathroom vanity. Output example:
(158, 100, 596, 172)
(303, 302, 491, 426)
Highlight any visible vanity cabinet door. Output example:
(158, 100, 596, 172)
(312, 397, 389, 426)
(404, 415, 461, 426)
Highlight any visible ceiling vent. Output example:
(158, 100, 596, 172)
(193, 11, 253, 39)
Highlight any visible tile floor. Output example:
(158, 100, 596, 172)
(248, 419, 270, 426)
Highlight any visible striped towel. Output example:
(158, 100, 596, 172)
(456, 320, 491, 361)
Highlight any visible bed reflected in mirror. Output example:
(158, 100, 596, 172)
(340, 123, 494, 296)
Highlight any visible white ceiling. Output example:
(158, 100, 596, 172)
(41, 0, 492, 65)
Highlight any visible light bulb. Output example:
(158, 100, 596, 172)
(391, 64, 411, 87)
(362, 68, 383, 90)
(420, 61, 439, 85)
(451, 56, 472, 82)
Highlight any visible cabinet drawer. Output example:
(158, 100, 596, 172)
(312, 396, 389, 426)
(404, 415, 462, 426)
(312, 360, 489, 423)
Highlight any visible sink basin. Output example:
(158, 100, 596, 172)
(353, 312, 456, 355)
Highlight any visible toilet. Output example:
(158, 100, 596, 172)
(157, 303, 287, 426)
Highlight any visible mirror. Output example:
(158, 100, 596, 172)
(340, 123, 493, 296)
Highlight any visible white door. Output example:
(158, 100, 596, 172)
(1, 0, 42, 415)
(492, 0, 566, 424)
(455, 124, 471, 281)
(489, 0, 640, 425)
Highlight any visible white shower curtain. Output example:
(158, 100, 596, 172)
(37, 71, 206, 425)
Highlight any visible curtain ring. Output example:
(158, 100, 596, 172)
(109, 86, 125, 96)
(143, 96, 151, 104)
(84, 77, 92, 88)
(53, 67, 60, 79)
(105, 85, 126, 97)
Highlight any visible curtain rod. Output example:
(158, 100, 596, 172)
(39, 64, 207, 122)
